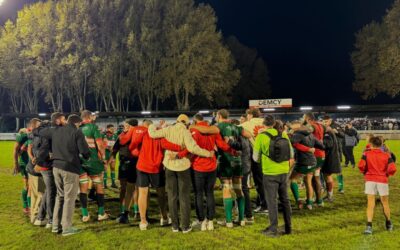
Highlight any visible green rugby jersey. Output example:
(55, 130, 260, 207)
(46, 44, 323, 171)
(104, 132, 118, 152)
(217, 122, 242, 164)
(80, 122, 103, 162)
(16, 132, 29, 167)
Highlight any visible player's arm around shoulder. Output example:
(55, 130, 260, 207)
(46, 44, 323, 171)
(148, 124, 168, 139)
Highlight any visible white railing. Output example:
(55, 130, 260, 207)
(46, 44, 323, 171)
(0, 133, 17, 141)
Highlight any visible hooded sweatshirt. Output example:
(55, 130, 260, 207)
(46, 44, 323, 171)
(290, 129, 325, 167)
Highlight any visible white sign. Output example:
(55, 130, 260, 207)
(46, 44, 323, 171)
(249, 99, 293, 109)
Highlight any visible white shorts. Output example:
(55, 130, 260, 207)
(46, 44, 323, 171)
(365, 181, 389, 196)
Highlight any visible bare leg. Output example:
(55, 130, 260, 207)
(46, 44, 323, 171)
(138, 187, 149, 224)
(367, 195, 375, 223)
(380, 196, 391, 221)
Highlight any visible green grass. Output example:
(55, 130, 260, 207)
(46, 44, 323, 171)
(1, 141, 400, 250)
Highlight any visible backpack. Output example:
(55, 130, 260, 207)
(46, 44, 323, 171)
(263, 131, 291, 163)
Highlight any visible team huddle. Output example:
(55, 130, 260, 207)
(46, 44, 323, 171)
(13, 108, 397, 237)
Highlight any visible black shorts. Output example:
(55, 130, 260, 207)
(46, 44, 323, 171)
(118, 158, 138, 184)
(136, 169, 165, 188)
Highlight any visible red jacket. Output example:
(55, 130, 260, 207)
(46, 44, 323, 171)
(127, 127, 182, 174)
(178, 122, 233, 172)
(310, 121, 325, 158)
(358, 149, 396, 184)
(119, 126, 147, 157)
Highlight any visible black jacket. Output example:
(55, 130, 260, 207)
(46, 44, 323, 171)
(291, 130, 325, 167)
(322, 130, 341, 174)
(240, 136, 252, 175)
(32, 123, 52, 168)
(112, 138, 135, 161)
(41, 123, 90, 175)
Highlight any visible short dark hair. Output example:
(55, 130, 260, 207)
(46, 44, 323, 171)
(81, 110, 92, 119)
(67, 114, 82, 125)
(51, 112, 64, 125)
(263, 115, 275, 127)
(322, 115, 331, 120)
(231, 119, 240, 126)
(143, 119, 153, 126)
(370, 136, 383, 148)
(217, 109, 229, 119)
(106, 124, 114, 129)
(193, 114, 204, 122)
(305, 112, 316, 121)
(274, 120, 284, 133)
(246, 108, 261, 118)
(125, 118, 138, 127)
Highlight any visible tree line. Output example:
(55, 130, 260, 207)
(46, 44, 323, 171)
(352, 0, 400, 100)
(0, 0, 270, 114)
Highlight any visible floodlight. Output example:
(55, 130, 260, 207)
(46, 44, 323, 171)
(337, 105, 351, 110)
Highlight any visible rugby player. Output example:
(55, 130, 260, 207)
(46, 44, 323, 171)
(13, 125, 31, 215)
(214, 109, 251, 228)
(103, 124, 118, 189)
(79, 110, 109, 222)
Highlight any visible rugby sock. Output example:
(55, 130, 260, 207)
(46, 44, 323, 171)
(97, 194, 105, 215)
(111, 171, 116, 185)
(367, 222, 372, 227)
(103, 172, 108, 186)
(80, 193, 89, 216)
(133, 204, 139, 214)
(223, 198, 233, 223)
(27, 196, 31, 208)
(89, 188, 96, 198)
(290, 182, 300, 202)
(337, 175, 344, 191)
(120, 204, 126, 214)
(22, 189, 28, 208)
(237, 197, 245, 221)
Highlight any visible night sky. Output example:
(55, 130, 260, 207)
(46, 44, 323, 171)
(0, 0, 397, 106)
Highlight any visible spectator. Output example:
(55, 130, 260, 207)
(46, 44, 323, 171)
(32, 119, 56, 229)
(26, 118, 45, 224)
(253, 115, 293, 237)
(148, 114, 214, 234)
(358, 136, 396, 234)
(43, 114, 90, 236)
(344, 123, 359, 168)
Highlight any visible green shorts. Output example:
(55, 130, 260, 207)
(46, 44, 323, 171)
(19, 165, 28, 179)
(80, 160, 104, 176)
(316, 158, 325, 169)
(294, 165, 316, 175)
(218, 160, 243, 178)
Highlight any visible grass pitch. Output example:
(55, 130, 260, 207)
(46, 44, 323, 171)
(0, 141, 400, 250)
